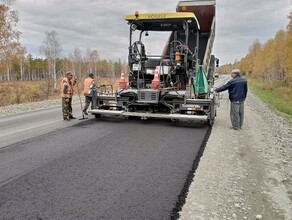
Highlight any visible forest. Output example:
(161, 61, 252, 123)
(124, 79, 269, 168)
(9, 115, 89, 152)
(217, 12, 292, 120)
(1, 1, 291, 110)
(218, 12, 292, 87)
(0, 1, 124, 105)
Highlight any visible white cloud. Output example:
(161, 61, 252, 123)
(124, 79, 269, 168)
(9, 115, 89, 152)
(13, 0, 291, 64)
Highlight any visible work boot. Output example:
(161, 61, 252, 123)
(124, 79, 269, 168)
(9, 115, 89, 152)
(63, 117, 70, 121)
(230, 126, 240, 130)
(69, 116, 77, 119)
(83, 110, 88, 115)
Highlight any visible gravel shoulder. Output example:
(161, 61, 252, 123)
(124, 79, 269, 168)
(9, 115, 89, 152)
(179, 89, 292, 220)
(0, 96, 81, 117)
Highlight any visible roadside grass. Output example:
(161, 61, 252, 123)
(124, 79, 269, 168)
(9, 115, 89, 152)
(248, 81, 292, 125)
(0, 77, 119, 107)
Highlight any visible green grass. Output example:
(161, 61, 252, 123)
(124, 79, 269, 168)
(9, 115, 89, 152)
(248, 82, 292, 125)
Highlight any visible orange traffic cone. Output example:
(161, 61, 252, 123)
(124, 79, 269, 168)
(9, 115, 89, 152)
(119, 68, 127, 90)
(151, 66, 160, 90)
(151, 66, 160, 89)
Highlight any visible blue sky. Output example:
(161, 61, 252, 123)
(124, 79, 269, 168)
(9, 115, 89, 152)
(12, 0, 291, 64)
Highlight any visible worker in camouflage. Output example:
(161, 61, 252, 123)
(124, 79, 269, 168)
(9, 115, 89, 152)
(60, 71, 77, 121)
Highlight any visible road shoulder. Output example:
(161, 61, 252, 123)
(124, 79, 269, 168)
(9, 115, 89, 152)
(179, 90, 292, 220)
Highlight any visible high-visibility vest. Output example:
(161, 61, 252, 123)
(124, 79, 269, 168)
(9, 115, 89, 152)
(83, 77, 95, 94)
(60, 77, 73, 98)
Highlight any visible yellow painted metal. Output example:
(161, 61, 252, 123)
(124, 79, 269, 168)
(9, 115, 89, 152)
(125, 12, 198, 24)
(125, 12, 197, 22)
(125, 12, 200, 31)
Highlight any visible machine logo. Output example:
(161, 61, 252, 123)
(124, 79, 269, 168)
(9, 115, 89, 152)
(147, 14, 166, 19)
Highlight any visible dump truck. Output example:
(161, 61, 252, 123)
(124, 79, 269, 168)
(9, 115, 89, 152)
(89, 0, 219, 125)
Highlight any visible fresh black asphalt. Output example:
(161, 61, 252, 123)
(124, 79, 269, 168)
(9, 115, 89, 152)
(0, 118, 209, 219)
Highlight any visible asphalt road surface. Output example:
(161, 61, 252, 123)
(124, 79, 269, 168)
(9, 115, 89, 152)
(0, 107, 210, 220)
(0, 103, 81, 148)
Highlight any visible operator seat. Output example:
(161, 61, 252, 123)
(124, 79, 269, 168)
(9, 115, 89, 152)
(131, 41, 146, 61)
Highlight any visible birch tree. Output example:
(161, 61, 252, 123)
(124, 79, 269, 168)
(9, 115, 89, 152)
(0, 0, 23, 80)
(39, 30, 62, 89)
(73, 48, 82, 79)
(286, 12, 292, 86)
(15, 46, 26, 80)
(89, 49, 99, 75)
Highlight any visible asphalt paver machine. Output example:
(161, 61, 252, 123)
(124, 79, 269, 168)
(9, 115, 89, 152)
(89, 0, 219, 125)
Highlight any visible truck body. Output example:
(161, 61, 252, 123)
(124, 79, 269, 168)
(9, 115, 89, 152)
(89, 0, 219, 125)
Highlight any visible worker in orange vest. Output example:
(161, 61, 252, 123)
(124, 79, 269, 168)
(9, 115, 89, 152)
(83, 73, 96, 115)
(60, 71, 77, 120)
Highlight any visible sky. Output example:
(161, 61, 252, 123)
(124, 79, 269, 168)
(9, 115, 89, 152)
(11, 0, 292, 65)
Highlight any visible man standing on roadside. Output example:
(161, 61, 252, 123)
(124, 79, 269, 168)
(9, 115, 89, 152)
(61, 71, 77, 121)
(215, 69, 248, 130)
(83, 73, 96, 115)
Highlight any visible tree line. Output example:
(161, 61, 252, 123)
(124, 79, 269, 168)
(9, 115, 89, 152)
(218, 12, 292, 87)
(4, 0, 291, 90)
(0, 1, 124, 89)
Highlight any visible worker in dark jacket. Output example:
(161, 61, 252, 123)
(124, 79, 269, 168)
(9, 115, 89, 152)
(215, 69, 248, 130)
